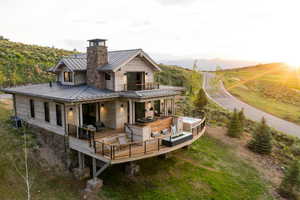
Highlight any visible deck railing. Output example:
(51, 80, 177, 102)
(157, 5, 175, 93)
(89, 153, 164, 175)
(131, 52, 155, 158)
(123, 82, 159, 91)
(68, 117, 206, 161)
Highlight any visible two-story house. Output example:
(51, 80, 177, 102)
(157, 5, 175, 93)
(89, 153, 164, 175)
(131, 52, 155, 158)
(1, 39, 206, 179)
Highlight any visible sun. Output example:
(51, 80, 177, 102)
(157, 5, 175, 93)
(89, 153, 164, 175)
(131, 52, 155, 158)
(286, 60, 300, 69)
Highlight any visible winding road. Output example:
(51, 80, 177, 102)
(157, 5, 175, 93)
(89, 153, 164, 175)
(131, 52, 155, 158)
(203, 72, 300, 138)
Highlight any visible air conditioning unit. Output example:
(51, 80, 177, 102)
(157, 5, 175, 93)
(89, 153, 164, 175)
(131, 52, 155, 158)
(11, 116, 22, 128)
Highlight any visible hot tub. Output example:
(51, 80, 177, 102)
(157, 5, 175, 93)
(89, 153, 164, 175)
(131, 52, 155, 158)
(162, 132, 193, 147)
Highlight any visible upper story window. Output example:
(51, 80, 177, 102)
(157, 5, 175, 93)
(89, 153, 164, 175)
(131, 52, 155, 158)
(64, 72, 73, 82)
(30, 99, 35, 118)
(44, 102, 50, 122)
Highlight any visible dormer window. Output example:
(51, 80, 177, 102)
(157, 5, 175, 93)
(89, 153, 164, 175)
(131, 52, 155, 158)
(64, 72, 73, 82)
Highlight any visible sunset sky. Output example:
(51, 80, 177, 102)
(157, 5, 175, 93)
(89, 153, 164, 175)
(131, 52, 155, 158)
(1, 0, 299, 65)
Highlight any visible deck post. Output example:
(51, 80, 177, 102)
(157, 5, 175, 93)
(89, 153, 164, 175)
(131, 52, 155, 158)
(92, 157, 97, 180)
(78, 152, 83, 169)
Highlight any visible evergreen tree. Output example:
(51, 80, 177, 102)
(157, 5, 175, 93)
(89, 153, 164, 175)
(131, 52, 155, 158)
(227, 109, 242, 138)
(194, 88, 208, 110)
(279, 161, 300, 199)
(238, 108, 245, 132)
(248, 117, 272, 154)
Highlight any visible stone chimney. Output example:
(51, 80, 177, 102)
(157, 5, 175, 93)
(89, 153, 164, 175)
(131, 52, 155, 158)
(86, 39, 108, 88)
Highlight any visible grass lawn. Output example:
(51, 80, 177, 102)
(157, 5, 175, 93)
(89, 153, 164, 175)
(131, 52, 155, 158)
(0, 99, 274, 200)
(0, 101, 84, 200)
(99, 135, 273, 200)
(218, 64, 300, 125)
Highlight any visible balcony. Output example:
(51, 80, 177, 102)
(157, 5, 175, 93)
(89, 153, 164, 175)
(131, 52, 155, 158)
(123, 82, 159, 91)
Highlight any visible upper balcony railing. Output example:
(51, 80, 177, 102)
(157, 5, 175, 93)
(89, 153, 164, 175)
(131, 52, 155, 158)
(123, 82, 159, 91)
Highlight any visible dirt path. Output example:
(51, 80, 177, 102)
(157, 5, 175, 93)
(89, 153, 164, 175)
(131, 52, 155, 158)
(203, 72, 300, 138)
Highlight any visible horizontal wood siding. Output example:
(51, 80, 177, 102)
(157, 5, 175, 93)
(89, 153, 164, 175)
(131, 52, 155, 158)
(114, 56, 155, 91)
(15, 95, 65, 135)
(74, 71, 87, 85)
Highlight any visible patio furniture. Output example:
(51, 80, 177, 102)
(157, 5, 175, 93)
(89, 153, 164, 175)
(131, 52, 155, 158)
(95, 121, 105, 132)
(151, 131, 160, 137)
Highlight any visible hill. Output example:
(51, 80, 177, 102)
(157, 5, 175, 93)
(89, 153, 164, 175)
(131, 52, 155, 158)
(218, 63, 300, 124)
(0, 37, 76, 87)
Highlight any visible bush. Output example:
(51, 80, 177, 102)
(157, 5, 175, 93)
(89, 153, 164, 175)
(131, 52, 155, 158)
(227, 109, 243, 138)
(248, 117, 272, 154)
(194, 88, 208, 111)
(278, 161, 300, 199)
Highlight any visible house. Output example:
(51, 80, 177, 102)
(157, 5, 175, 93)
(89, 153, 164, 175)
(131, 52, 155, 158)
(1, 39, 206, 180)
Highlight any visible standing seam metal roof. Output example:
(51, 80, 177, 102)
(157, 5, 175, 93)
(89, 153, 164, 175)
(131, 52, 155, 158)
(48, 49, 160, 72)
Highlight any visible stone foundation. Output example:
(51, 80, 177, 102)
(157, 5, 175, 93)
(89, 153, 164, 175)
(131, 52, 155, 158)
(73, 168, 91, 180)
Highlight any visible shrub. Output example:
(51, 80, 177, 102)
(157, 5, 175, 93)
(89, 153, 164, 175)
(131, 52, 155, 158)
(227, 109, 242, 138)
(248, 117, 272, 154)
(194, 88, 208, 111)
(278, 161, 300, 199)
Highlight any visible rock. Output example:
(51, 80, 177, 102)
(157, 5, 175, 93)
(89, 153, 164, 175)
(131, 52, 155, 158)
(86, 178, 103, 191)
(73, 168, 90, 180)
(125, 162, 140, 177)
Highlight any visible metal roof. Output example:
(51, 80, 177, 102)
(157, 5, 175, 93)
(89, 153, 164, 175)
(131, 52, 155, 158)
(1, 84, 182, 102)
(48, 49, 161, 73)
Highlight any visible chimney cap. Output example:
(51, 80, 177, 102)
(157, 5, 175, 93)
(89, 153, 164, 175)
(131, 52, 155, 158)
(88, 39, 107, 47)
(87, 38, 107, 42)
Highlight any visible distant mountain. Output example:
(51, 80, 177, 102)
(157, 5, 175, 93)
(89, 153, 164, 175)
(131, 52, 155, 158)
(157, 58, 260, 71)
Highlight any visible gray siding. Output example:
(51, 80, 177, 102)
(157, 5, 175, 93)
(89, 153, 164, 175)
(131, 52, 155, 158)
(15, 95, 65, 135)
(74, 71, 87, 85)
(99, 101, 128, 129)
(114, 56, 155, 91)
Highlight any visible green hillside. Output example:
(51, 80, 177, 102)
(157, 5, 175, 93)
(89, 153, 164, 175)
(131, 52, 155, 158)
(0, 37, 76, 87)
(218, 63, 300, 124)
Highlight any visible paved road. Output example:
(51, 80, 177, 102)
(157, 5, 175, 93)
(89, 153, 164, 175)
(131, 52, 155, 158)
(203, 72, 300, 138)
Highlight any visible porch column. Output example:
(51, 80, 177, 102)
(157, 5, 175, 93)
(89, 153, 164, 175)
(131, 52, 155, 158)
(129, 100, 133, 124)
(164, 99, 168, 116)
(172, 97, 176, 115)
(132, 101, 135, 123)
(79, 103, 83, 127)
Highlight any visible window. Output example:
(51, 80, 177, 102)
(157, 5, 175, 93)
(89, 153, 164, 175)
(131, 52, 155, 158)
(30, 99, 35, 118)
(64, 72, 73, 82)
(105, 72, 111, 80)
(44, 102, 50, 122)
(56, 104, 62, 126)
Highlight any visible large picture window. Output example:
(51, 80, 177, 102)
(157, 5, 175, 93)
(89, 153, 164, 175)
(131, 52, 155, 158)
(64, 72, 73, 82)
(56, 104, 62, 126)
(44, 102, 50, 122)
(30, 99, 35, 118)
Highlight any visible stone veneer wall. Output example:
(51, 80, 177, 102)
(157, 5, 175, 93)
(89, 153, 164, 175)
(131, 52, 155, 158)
(86, 45, 108, 89)
(29, 124, 71, 168)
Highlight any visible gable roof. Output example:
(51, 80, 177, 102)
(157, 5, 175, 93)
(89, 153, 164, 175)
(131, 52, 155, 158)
(48, 49, 161, 73)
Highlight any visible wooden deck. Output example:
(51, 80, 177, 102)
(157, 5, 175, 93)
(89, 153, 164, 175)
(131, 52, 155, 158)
(69, 126, 206, 164)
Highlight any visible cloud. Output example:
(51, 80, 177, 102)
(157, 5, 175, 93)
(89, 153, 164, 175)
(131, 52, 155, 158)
(63, 39, 86, 51)
(155, 0, 197, 6)
(72, 19, 107, 25)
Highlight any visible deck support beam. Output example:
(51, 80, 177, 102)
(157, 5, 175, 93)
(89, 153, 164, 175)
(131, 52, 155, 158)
(92, 157, 110, 179)
(78, 152, 85, 169)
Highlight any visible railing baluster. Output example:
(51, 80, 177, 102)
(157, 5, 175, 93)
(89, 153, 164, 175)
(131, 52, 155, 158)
(158, 139, 160, 151)
(102, 143, 104, 156)
(110, 146, 113, 159)
(144, 141, 147, 154)
(94, 140, 96, 153)
(129, 144, 132, 158)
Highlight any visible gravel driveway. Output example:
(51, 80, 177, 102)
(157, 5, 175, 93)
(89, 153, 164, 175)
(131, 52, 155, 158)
(203, 72, 300, 138)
